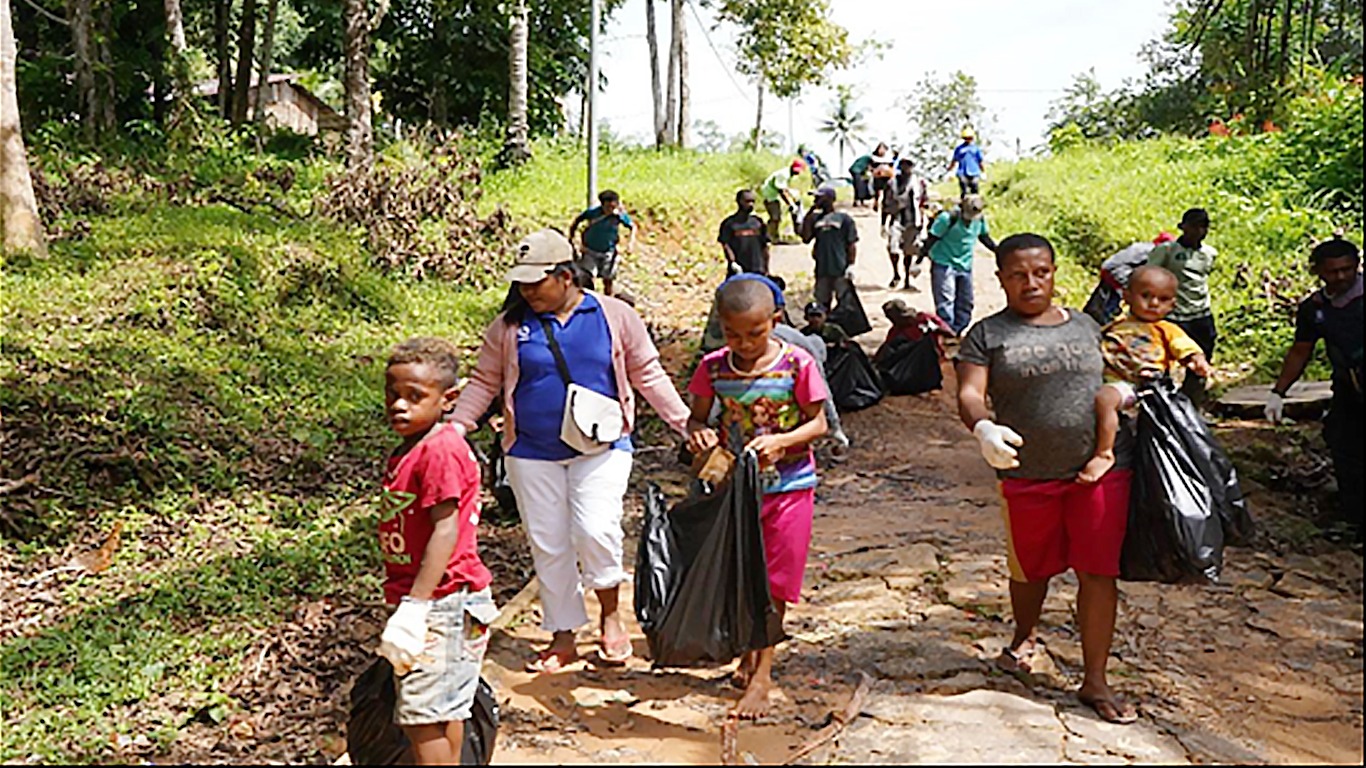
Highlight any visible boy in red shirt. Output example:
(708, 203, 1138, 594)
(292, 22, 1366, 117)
(378, 337, 498, 764)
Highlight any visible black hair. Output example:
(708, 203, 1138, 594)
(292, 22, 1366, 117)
(1310, 236, 1361, 265)
(717, 278, 776, 317)
(599, 189, 620, 204)
(500, 262, 581, 325)
(1180, 207, 1210, 226)
(388, 337, 461, 388)
(736, 188, 756, 203)
(769, 274, 787, 292)
(994, 233, 1056, 269)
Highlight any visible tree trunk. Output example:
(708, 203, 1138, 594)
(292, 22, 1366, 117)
(164, 0, 191, 125)
(95, 0, 116, 131)
(68, 0, 98, 141)
(231, 0, 257, 124)
(646, 0, 664, 148)
(1276, 0, 1294, 84)
(1, 0, 47, 256)
(343, 0, 373, 170)
(664, 0, 680, 145)
(751, 80, 764, 152)
(502, 0, 530, 164)
(214, 0, 232, 118)
(675, 0, 689, 148)
(253, 0, 280, 132)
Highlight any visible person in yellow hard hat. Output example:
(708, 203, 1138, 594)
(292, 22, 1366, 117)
(947, 126, 985, 198)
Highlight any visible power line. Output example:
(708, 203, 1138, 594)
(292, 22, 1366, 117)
(685, 0, 755, 107)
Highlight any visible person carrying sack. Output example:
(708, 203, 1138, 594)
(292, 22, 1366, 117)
(450, 230, 690, 674)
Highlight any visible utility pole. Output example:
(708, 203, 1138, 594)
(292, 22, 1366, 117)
(586, 0, 600, 208)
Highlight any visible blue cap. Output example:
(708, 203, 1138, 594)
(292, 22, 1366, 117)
(720, 273, 785, 308)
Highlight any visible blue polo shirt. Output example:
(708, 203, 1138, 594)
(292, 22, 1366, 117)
(952, 142, 983, 177)
(511, 293, 631, 461)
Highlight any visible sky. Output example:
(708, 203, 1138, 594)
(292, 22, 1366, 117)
(582, 0, 1172, 167)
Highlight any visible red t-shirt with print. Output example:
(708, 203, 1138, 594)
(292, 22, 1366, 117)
(378, 424, 492, 605)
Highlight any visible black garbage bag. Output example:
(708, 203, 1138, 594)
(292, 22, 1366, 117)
(634, 451, 786, 667)
(828, 284, 873, 338)
(346, 658, 500, 765)
(487, 436, 518, 521)
(1120, 379, 1255, 584)
(877, 337, 942, 396)
(825, 344, 884, 412)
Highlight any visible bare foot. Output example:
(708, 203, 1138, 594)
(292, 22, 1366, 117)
(730, 652, 755, 689)
(1077, 452, 1115, 484)
(732, 675, 775, 720)
(1078, 683, 1138, 724)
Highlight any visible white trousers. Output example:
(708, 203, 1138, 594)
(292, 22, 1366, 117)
(504, 449, 633, 632)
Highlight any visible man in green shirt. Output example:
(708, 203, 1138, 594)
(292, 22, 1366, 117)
(1146, 207, 1217, 402)
(918, 194, 997, 335)
(760, 161, 803, 243)
(849, 153, 873, 207)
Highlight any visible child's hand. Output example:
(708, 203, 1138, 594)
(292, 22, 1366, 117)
(745, 434, 789, 466)
(687, 427, 719, 455)
(1185, 353, 1213, 378)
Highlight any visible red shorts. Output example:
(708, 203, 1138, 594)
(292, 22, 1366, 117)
(999, 470, 1131, 582)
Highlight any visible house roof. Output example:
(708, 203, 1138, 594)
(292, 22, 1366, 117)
(190, 73, 346, 130)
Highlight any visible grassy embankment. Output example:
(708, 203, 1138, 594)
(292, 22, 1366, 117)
(0, 139, 780, 763)
(988, 133, 1360, 382)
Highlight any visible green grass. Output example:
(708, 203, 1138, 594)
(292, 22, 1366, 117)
(983, 134, 1363, 381)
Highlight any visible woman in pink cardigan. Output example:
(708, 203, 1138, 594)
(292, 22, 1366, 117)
(450, 229, 690, 673)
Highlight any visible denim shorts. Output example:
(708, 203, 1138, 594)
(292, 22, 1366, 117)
(393, 587, 500, 727)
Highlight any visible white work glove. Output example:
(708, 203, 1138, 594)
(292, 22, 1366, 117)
(377, 597, 432, 676)
(845, 265, 857, 280)
(727, 261, 742, 277)
(973, 420, 1023, 470)
(1264, 392, 1285, 424)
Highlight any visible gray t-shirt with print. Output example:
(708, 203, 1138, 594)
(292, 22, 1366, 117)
(958, 308, 1116, 480)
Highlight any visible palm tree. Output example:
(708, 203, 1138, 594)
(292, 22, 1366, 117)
(502, 0, 531, 164)
(817, 85, 866, 170)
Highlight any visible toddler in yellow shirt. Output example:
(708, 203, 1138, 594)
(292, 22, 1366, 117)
(1079, 265, 1213, 483)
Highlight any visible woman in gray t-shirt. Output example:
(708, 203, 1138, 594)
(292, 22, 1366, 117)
(955, 233, 1138, 725)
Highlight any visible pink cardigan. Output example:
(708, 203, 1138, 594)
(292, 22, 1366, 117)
(451, 291, 691, 452)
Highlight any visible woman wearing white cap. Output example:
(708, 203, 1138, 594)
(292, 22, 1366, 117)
(450, 229, 690, 673)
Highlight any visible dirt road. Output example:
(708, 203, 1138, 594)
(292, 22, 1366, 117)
(483, 205, 1364, 765)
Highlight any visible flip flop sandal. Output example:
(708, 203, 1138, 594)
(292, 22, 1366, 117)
(595, 638, 633, 666)
(1079, 693, 1139, 725)
(995, 644, 1036, 676)
(525, 648, 578, 674)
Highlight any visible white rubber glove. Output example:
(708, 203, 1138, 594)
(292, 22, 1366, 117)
(973, 420, 1024, 470)
(1264, 392, 1285, 424)
(377, 597, 432, 676)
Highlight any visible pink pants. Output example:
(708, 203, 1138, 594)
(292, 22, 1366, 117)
(761, 488, 815, 604)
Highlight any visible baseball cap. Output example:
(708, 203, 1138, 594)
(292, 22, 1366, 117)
(881, 298, 914, 320)
(803, 301, 828, 317)
(505, 229, 575, 284)
(814, 184, 837, 201)
(961, 127, 976, 139)
(960, 194, 986, 220)
(790, 159, 806, 173)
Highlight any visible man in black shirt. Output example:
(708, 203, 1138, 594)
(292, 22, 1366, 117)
(800, 186, 859, 310)
(717, 189, 771, 275)
(1268, 237, 1363, 542)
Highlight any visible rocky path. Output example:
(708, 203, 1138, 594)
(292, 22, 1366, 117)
(483, 205, 1363, 765)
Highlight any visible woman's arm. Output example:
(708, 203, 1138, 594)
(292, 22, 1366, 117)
(449, 322, 507, 432)
(956, 361, 993, 431)
(619, 309, 691, 435)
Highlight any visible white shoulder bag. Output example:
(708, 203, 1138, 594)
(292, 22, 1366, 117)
(537, 317, 624, 456)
